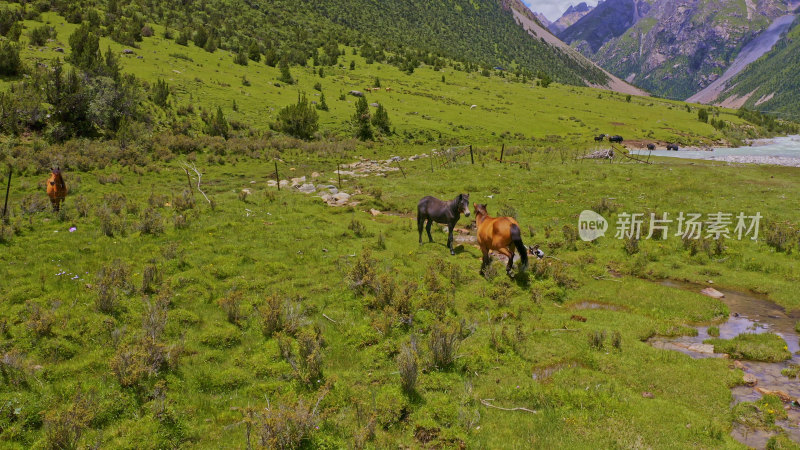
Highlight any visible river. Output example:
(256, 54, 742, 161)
(631, 135, 800, 167)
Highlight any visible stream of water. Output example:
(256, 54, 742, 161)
(649, 281, 800, 447)
(631, 135, 800, 167)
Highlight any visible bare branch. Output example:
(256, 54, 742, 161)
(480, 398, 538, 414)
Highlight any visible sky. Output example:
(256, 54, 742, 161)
(523, 0, 597, 23)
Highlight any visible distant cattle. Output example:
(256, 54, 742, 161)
(594, 134, 605, 142)
(385, 87, 392, 92)
(666, 143, 679, 151)
(608, 135, 624, 143)
(646, 143, 655, 150)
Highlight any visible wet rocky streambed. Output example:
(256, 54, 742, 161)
(649, 281, 800, 447)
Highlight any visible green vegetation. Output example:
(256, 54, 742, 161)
(1, 1, 800, 448)
(704, 333, 791, 362)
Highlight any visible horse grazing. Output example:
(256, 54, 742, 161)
(46, 167, 68, 212)
(666, 143, 679, 151)
(474, 204, 528, 278)
(594, 134, 606, 142)
(417, 193, 470, 255)
(608, 135, 624, 143)
(646, 143, 655, 150)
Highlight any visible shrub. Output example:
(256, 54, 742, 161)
(297, 328, 323, 383)
(371, 104, 391, 134)
(259, 293, 284, 336)
(234, 50, 248, 66)
(274, 94, 318, 140)
(98, 206, 126, 237)
(43, 389, 94, 450)
(353, 96, 373, 140)
(152, 78, 170, 109)
(28, 24, 54, 46)
(256, 398, 319, 449)
(397, 342, 418, 392)
(278, 60, 294, 84)
(207, 106, 230, 139)
(141, 264, 161, 294)
(218, 290, 243, 325)
(765, 221, 796, 253)
(25, 301, 54, 337)
(429, 321, 459, 368)
(698, 108, 709, 123)
(317, 92, 329, 111)
(348, 249, 377, 295)
(0, 40, 21, 76)
(588, 330, 606, 350)
(96, 260, 131, 313)
(138, 208, 164, 235)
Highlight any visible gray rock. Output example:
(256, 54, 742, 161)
(349, 90, 364, 97)
(297, 183, 316, 194)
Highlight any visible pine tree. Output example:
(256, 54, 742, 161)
(208, 106, 229, 139)
(353, 96, 373, 141)
(152, 79, 170, 109)
(275, 94, 319, 140)
(372, 104, 391, 134)
(278, 60, 294, 84)
(317, 92, 329, 111)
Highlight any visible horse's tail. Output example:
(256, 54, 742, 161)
(510, 223, 528, 272)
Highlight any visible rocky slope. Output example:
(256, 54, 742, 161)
(500, 0, 648, 94)
(548, 2, 596, 34)
(558, 0, 791, 99)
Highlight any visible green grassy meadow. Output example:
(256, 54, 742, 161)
(2, 5, 800, 449)
(2, 145, 799, 447)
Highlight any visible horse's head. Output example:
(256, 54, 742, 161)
(49, 167, 64, 188)
(473, 203, 488, 217)
(458, 193, 470, 217)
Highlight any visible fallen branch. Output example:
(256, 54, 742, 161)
(181, 162, 211, 204)
(322, 313, 338, 324)
(480, 398, 537, 414)
(621, 152, 652, 164)
(592, 275, 622, 282)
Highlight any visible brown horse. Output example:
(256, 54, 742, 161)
(46, 167, 68, 212)
(474, 204, 528, 278)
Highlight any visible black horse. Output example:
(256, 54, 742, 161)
(666, 143, 679, 151)
(417, 193, 470, 255)
(646, 143, 655, 150)
(594, 134, 606, 142)
(609, 135, 624, 143)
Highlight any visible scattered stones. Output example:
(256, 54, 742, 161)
(743, 373, 758, 386)
(297, 184, 316, 194)
(54, 47, 64, 53)
(369, 209, 381, 216)
(122, 49, 135, 55)
(311, 172, 321, 178)
(686, 343, 715, 354)
(370, 103, 379, 107)
(582, 149, 614, 159)
(700, 287, 725, 299)
(349, 90, 364, 97)
(241, 188, 252, 196)
(570, 314, 587, 322)
(642, 391, 654, 399)
(733, 360, 746, 370)
(290, 176, 306, 186)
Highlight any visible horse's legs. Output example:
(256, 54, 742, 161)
(479, 247, 490, 275)
(447, 223, 455, 255)
(498, 247, 514, 277)
(425, 219, 433, 243)
(417, 215, 424, 244)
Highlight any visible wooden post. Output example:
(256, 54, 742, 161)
(470, 145, 474, 164)
(274, 161, 280, 191)
(2, 165, 10, 223)
(500, 144, 505, 163)
(430, 155, 434, 173)
(337, 163, 342, 189)
(396, 160, 406, 178)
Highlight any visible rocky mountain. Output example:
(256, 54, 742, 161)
(502, 0, 648, 94)
(549, 2, 596, 34)
(558, 0, 791, 99)
(710, 14, 800, 117)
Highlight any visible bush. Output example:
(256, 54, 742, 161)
(397, 342, 418, 392)
(698, 108, 709, 123)
(0, 40, 22, 76)
(353, 96, 373, 141)
(138, 208, 164, 235)
(234, 50, 248, 66)
(96, 260, 131, 313)
(429, 321, 459, 368)
(274, 94, 319, 140)
(206, 106, 230, 139)
(371, 104, 391, 134)
(43, 389, 94, 450)
(278, 60, 294, 84)
(297, 328, 323, 383)
(260, 293, 284, 336)
(28, 24, 54, 46)
(218, 290, 243, 325)
(152, 78, 170, 109)
(256, 398, 319, 449)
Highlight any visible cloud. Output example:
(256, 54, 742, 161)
(523, 0, 597, 23)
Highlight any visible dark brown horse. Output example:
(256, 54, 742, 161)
(417, 193, 470, 255)
(474, 203, 528, 278)
(46, 167, 68, 212)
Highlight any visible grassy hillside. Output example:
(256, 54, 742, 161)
(0, 9, 776, 148)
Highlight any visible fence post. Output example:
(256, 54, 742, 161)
(337, 163, 342, 189)
(2, 165, 11, 223)
(274, 161, 280, 191)
(470, 145, 474, 164)
(500, 144, 505, 163)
